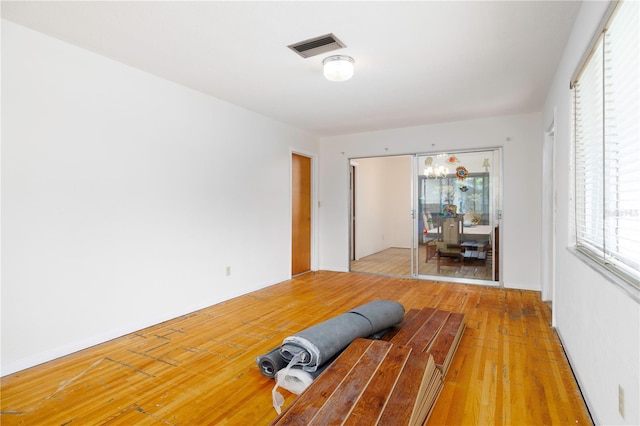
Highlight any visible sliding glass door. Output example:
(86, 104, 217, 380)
(415, 150, 501, 283)
(348, 149, 501, 285)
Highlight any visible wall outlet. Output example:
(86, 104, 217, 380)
(618, 384, 625, 419)
(226, 266, 231, 277)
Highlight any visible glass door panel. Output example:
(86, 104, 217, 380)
(415, 150, 501, 283)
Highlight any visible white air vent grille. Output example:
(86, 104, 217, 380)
(288, 33, 346, 58)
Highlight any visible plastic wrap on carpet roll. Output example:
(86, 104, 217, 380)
(280, 300, 404, 372)
(272, 352, 338, 404)
(274, 368, 314, 395)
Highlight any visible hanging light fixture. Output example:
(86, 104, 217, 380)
(423, 155, 449, 178)
(323, 55, 355, 81)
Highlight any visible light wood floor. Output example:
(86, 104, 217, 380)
(0, 271, 591, 425)
(351, 246, 494, 281)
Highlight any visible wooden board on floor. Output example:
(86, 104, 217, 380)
(272, 307, 466, 426)
(385, 307, 466, 377)
(428, 312, 466, 375)
(271, 338, 439, 426)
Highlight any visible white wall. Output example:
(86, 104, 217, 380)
(318, 113, 542, 291)
(354, 156, 411, 259)
(542, 2, 640, 424)
(381, 156, 412, 249)
(1, 21, 318, 375)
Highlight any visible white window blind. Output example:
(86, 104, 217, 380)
(573, 0, 639, 286)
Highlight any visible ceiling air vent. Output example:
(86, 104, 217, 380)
(288, 33, 346, 58)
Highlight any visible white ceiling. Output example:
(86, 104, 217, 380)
(1, 1, 582, 137)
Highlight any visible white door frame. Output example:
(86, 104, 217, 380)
(541, 116, 557, 309)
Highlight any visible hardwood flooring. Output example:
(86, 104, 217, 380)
(0, 271, 591, 425)
(351, 246, 494, 281)
(350, 247, 413, 275)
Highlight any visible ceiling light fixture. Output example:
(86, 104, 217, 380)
(424, 155, 450, 178)
(323, 55, 354, 82)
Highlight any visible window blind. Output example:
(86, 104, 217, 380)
(573, 0, 640, 285)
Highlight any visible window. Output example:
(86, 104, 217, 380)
(572, 0, 639, 286)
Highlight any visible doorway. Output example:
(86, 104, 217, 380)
(349, 155, 413, 276)
(349, 149, 501, 285)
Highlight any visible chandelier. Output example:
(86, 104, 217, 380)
(423, 155, 449, 178)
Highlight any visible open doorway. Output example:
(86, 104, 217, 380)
(349, 149, 501, 285)
(349, 155, 412, 276)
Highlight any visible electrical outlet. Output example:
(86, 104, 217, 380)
(618, 384, 624, 419)
(226, 266, 231, 277)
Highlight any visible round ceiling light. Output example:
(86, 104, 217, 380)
(323, 55, 355, 82)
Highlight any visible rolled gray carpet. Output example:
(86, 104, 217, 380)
(256, 347, 288, 379)
(280, 300, 404, 372)
(256, 326, 391, 379)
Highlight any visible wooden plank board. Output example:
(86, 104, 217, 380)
(272, 339, 441, 426)
(341, 344, 412, 425)
(380, 309, 419, 341)
(400, 309, 450, 352)
(428, 312, 466, 375)
(376, 350, 437, 426)
(385, 307, 436, 345)
(272, 338, 377, 425)
(421, 373, 444, 424)
(308, 340, 392, 424)
(381, 308, 420, 340)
